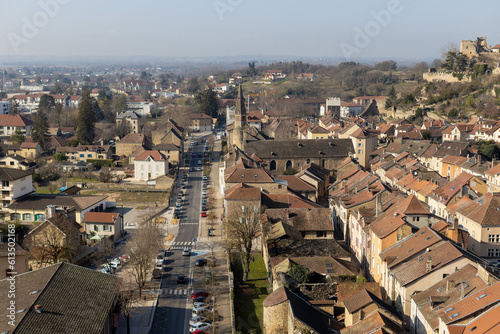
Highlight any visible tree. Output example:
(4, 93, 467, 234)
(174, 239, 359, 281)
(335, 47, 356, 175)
(186, 77, 201, 94)
(226, 204, 263, 281)
(385, 85, 397, 109)
(38, 94, 55, 112)
(126, 222, 163, 297)
(374, 60, 397, 71)
(112, 94, 128, 115)
(11, 127, 25, 145)
(77, 87, 96, 145)
(195, 88, 219, 118)
(9, 98, 19, 114)
(247, 61, 257, 77)
(287, 263, 312, 284)
(32, 110, 49, 151)
(53, 152, 67, 161)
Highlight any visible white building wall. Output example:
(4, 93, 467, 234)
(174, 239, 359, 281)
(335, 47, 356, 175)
(134, 159, 168, 181)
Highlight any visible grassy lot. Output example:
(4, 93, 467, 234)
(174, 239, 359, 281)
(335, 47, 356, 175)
(115, 191, 169, 204)
(35, 187, 54, 194)
(231, 253, 269, 334)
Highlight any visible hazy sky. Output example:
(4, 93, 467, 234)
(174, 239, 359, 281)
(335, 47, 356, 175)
(1, 0, 499, 60)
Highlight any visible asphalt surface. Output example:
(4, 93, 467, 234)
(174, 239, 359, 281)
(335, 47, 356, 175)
(150, 136, 208, 334)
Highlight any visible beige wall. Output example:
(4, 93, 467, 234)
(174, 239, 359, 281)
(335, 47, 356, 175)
(263, 302, 288, 334)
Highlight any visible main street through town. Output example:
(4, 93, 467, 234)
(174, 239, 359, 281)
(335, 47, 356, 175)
(150, 135, 208, 334)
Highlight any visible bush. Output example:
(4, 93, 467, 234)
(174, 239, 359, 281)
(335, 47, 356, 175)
(87, 159, 114, 169)
(52, 152, 67, 161)
(287, 263, 311, 283)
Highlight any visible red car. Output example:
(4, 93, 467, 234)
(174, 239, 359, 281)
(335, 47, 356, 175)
(191, 291, 209, 299)
(192, 330, 206, 334)
(201, 211, 207, 217)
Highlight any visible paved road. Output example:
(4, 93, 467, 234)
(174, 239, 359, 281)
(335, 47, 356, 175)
(150, 135, 208, 334)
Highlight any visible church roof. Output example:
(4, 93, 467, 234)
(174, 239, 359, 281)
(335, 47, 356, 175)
(245, 139, 354, 159)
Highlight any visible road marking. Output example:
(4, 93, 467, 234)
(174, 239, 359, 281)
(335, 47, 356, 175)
(161, 289, 193, 295)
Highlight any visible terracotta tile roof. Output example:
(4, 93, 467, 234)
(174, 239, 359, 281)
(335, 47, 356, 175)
(340, 310, 403, 334)
(370, 211, 408, 239)
(276, 175, 316, 192)
(431, 172, 472, 205)
(391, 241, 464, 287)
(380, 226, 443, 269)
(455, 193, 500, 226)
(12, 194, 107, 211)
(412, 264, 488, 331)
(441, 155, 468, 166)
(336, 282, 382, 304)
(445, 197, 473, 216)
(82, 212, 119, 223)
(433, 141, 469, 158)
(343, 289, 387, 313)
(485, 162, 500, 176)
(134, 150, 167, 161)
(418, 181, 438, 197)
(377, 124, 394, 134)
(437, 281, 500, 325)
(274, 255, 357, 277)
(462, 302, 500, 333)
(398, 194, 430, 215)
(225, 183, 262, 201)
(118, 133, 147, 144)
(0, 114, 33, 127)
(262, 193, 323, 209)
(225, 167, 274, 183)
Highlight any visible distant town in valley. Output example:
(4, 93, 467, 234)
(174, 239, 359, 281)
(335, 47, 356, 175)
(2, 35, 500, 334)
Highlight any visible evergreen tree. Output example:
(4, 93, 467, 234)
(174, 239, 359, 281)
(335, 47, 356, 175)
(11, 127, 25, 145)
(77, 87, 96, 145)
(194, 87, 219, 118)
(9, 98, 19, 115)
(385, 85, 397, 109)
(50, 82, 63, 94)
(38, 94, 55, 112)
(32, 110, 49, 151)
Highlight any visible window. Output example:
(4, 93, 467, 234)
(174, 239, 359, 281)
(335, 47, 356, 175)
(413, 217, 420, 222)
(9, 161, 14, 166)
(22, 213, 32, 221)
(2, 181, 9, 187)
(79, 154, 84, 157)
(316, 231, 326, 238)
(487, 249, 500, 257)
(270, 160, 277, 171)
(489, 235, 500, 243)
(87, 154, 92, 158)
(103, 225, 110, 231)
(358, 150, 362, 154)
(358, 143, 363, 147)
(94, 225, 99, 232)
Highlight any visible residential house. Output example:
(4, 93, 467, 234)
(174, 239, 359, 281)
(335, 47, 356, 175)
(264, 70, 286, 81)
(388, 241, 476, 327)
(134, 150, 168, 181)
(115, 133, 151, 157)
(342, 289, 402, 330)
(19, 139, 41, 160)
(116, 110, 141, 134)
(485, 162, 500, 192)
(411, 263, 496, 334)
(340, 102, 363, 118)
(341, 310, 404, 334)
(0, 155, 29, 170)
(224, 183, 262, 217)
(454, 192, 500, 258)
(153, 143, 180, 164)
(0, 99, 10, 114)
(82, 212, 122, 242)
(0, 262, 119, 334)
(0, 167, 34, 219)
(214, 83, 229, 94)
(188, 113, 213, 132)
(442, 123, 474, 142)
(427, 171, 474, 219)
(24, 212, 82, 263)
(296, 73, 317, 81)
(67, 95, 82, 107)
(0, 114, 33, 136)
(430, 142, 469, 173)
(74, 145, 113, 162)
(349, 128, 378, 169)
(10, 194, 108, 224)
(435, 281, 500, 334)
(306, 125, 329, 139)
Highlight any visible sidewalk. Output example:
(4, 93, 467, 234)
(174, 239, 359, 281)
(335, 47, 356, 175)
(196, 138, 233, 334)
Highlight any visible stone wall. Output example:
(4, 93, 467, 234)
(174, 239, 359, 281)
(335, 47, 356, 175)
(263, 302, 288, 334)
(423, 72, 471, 83)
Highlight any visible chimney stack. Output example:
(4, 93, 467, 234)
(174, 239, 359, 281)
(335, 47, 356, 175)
(46, 205, 56, 219)
(34, 305, 42, 314)
(426, 255, 432, 273)
(460, 282, 466, 299)
(376, 193, 382, 217)
(446, 280, 455, 292)
(343, 181, 348, 195)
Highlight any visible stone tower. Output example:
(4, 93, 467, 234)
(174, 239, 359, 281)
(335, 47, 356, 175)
(233, 85, 246, 151)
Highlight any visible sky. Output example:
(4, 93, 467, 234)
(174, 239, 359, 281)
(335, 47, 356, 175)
(0, 0, 499, 61)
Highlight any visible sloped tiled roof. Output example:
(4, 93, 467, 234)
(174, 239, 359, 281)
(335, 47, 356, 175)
(455, 193, 500, 226)
(0, 114, 33, 127)
(225, 183, 262, 201)
(82, 212, 119, 223)
(398, 194, 430, 215)
(135, 150, 167, 161)
(0, 167, 33, 181)
(244, 139, 354, 159)
(0, 262, 118, 333)
(340, 310, 403, 334)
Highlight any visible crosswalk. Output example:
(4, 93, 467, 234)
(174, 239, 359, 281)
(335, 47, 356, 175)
(179, 222, 198, 225)
(160, 289, 193, 295)
(170, 241, 195, 249)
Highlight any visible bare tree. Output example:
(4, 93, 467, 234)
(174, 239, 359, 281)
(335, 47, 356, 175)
(126, 222, 163, 297)
(117, 277, 137, 334)
(226, 203, 262, 281)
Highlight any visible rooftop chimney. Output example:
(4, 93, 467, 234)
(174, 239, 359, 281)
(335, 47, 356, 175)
(343, 182, 348, 195)
(34, 305, 42, 314)
(375, 193, 382, 217)
(460, 282, 466, 300)
(426, 256, 432, 273)
(446, 279, 455, 292)
(46, 205, 56, 219)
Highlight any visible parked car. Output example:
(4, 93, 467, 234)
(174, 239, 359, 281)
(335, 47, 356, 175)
(177, 274, 186, 284)
(201, 211, 207, 217)
(202, 175, 207, 180)
(193, 296, 206, 304)
(152, 269, 162, 279)
(195, 259, 207, 267)
(190, 322, 211, 333)
(191, 291, 209, 299)
(193, 302, 209, 309)
(189, 316, 208, 326)
(182, 248, 191, 256)
(155, 263, 163, 270)
(156, 253, 164, 264)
